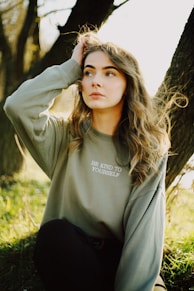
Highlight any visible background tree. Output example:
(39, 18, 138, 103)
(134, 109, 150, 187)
(0, 0, 193, 189)
(155, 8, 194, 188)
(0, 0, 128, 177)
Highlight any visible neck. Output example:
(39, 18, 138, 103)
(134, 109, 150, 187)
(92, 110, 121, 135)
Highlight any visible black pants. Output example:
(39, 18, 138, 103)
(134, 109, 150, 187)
(34, 219, 123, 291)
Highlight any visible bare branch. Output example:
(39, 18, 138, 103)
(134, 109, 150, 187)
(16, 0, 38, 79)
(0, 1, 23, 15)
(0, 11, 11, 55)
(39, 8, 71, 19)
(113, 0, 130, 11)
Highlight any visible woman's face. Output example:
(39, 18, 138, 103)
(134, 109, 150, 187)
(81, 50, 127, 114)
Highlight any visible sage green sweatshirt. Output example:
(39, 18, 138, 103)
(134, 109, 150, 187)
(4, 59, 167, 291)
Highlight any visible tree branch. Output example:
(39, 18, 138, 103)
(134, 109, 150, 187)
(113, 0, 130, 11)
(0, 1, 23, 15)
(0, 11, 13, 100)
(16, 0, 38, 79)
(13, 0, 130, 84)
(39, 8, 71, 19)
(0, 11, 11, 55)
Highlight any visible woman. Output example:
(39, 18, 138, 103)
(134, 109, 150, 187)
(4, 32, 168, 290)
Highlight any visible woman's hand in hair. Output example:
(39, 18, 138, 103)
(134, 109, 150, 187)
(71, 35, 89, 66)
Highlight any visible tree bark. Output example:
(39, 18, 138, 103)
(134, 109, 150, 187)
(16, 0, 39, 80)
(0, 106, 24, 177)
(156, 8, 194, 188)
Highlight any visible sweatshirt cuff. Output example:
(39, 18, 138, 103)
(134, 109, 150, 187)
(60, 59, 82, 84)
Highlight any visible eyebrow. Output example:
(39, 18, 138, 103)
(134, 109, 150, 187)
(84, 65, 119, 71)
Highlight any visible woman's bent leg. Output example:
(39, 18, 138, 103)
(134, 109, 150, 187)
(34, 219, 122, 291)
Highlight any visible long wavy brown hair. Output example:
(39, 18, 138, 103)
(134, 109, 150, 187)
(69, 32, 170, 185)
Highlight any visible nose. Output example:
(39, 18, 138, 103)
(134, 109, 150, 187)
(92, 74, 102, 87)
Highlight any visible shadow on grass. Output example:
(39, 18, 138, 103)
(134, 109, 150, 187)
(0, 232, 194, 291)
(0, 234, 44, 291)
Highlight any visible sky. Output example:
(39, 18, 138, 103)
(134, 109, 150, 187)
(98, 0, 193, 95)
(39, 0, 194, 187)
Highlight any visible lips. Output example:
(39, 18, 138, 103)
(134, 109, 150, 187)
(89, 92, 103, 98)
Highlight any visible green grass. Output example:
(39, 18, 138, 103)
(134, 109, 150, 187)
(163, 189, 194, 291)
(0, 179, 48, 244)
(0, 154, 194, 290)
(0, 154, 49, 290)
(162, 235, 194, 291)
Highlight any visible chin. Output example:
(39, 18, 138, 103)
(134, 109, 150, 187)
(86, 102, 105, 110)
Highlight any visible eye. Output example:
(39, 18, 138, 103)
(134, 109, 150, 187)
(105, 71, 116, 77)
(83, 70, 93, 77)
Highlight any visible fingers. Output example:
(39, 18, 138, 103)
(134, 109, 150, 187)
(77, 35, 90, 54)
(71, 32, 100, 65)
(71, 36, 89, 65)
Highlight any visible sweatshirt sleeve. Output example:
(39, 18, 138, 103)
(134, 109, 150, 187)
(115, 155, 167, 291)
(4, 59, 82, 178)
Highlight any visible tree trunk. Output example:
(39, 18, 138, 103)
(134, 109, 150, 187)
(0, 0, 39, 178)
(0, 105, 24, 177)
(156, 8, 194, 188)
(0, 0, 122, 178)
